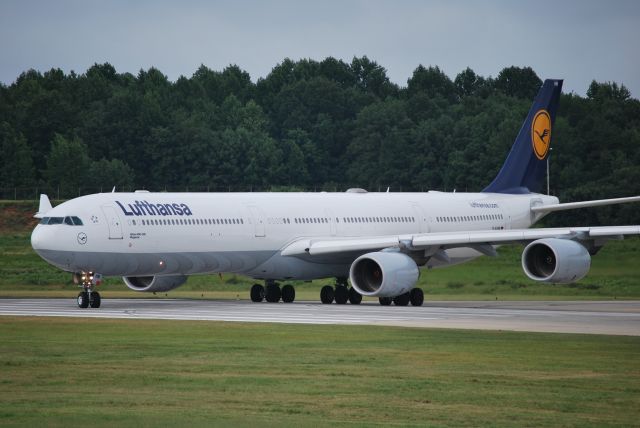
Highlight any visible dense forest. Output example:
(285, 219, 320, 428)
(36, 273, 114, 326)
(0, 57, 638, 225)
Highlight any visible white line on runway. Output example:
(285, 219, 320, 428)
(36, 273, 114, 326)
(1, 299, 639, 335)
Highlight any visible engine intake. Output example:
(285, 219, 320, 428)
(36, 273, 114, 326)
(522, 238, 591, 283)
(350, 251, 419, 297)
(123, 275, 188, 292)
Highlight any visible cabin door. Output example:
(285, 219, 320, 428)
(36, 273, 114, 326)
(411, 203, 429, 233)
(247, 206, 266, 237)
(101, 205, 123, 239)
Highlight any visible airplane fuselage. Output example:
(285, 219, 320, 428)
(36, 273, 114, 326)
(31, 191, 557, 280)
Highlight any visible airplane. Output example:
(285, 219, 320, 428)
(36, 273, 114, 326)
(30, 79, 640, 308)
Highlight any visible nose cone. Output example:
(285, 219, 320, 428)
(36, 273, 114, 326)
(31, 225, 45, 251)
(31, 224, 56, 263)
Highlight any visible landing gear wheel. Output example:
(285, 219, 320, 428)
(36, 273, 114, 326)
(250, 284, 265, 302)
(334, 285, 349, 304)
(77, 292, 89, 308)
(282, 284, 296, 303)
(89, 291, 101, 308)
(348, 287, 362, 305)
(410, 288, 424, 306)
(393, 292, 410, 306)
(320, 285, 335, 304)
(379, 297, 392, 306)
(265, 284, 281, 303)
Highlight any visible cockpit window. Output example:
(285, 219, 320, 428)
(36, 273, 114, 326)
(39, 216, 83, 225)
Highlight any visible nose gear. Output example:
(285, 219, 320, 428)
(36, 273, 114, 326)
(73, 271, 102, 309)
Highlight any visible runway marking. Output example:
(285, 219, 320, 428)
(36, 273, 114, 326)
(1, 299, 639, 335)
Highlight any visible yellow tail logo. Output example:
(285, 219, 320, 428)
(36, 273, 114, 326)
(531, 109, 551, 160)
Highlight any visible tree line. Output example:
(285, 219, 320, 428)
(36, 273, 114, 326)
(0, 58, 638, 225)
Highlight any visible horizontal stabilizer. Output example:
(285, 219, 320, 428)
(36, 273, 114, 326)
(34, 194, 52, 218)
(531, 196, 640, 213)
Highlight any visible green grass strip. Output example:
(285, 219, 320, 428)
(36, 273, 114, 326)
(1, 317, 639, 427)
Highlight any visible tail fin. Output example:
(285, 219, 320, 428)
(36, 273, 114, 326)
(483, 79, 563, 194)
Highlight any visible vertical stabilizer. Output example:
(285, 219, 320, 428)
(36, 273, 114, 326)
(483, 79, 563, 194)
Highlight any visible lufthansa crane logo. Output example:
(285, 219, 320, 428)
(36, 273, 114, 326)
(531, 109, 551, 160)
(77, 232, 87, 245)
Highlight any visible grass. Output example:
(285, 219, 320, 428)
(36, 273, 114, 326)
(1, 317, 639, 427)
(1, 200, 639, 300)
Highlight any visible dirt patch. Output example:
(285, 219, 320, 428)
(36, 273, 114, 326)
(0, 202, 40, 233)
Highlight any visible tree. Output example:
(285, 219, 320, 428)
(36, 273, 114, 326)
(454, 67, 487, 97)
(494, 66, 542, 99)
(44, 134, 90, 196)
(350, 56, 398, 99)
(85, 158, 135, 191)
(407, 65, 457, 100)
(347, 99, 415, 188)
(0, 122, 36, 188)
(586, 81, 631, 101)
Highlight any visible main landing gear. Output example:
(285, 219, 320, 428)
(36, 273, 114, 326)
(250, 281, 296, 303)
(320, 278, 362, 305)
(378, 288, 424, 307)
(249, 278, 423, 307)
(73, 272, 101, 309)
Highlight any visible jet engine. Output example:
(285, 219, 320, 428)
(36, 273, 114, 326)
(521, 238, 591, 283)
(123, 275, 188, 292)
(349, 251, 419, 297)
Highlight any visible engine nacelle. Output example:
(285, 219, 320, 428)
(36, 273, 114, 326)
(123, 275, 188, 292)
(349, 251, 419, 297)
(521, 238, 591, 283)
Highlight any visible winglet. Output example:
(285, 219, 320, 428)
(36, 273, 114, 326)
(34, 194, 53, 218)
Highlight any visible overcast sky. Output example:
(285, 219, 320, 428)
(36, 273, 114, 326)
(1, 0, 638, 97)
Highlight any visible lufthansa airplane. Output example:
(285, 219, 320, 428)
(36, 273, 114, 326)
(31, 79, 640, 308)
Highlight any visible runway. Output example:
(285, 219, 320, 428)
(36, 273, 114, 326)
(1, 298, 639, 335)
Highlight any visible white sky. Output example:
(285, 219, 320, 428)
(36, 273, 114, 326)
(1, 0, 638, 97)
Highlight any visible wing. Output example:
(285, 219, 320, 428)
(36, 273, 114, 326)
(280, 226, 640, 258)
